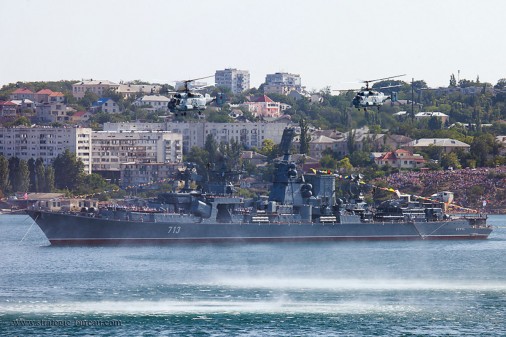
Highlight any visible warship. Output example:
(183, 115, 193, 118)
(26, 128, 492, 245)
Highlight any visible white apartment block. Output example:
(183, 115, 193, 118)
(165, 121, 294, 153)
(72, 80, 119, 99)
(215, 68, 250, 94)
(0, 127, 92, 174)
(91, 130, 183, 173)
(103, 122, 166, 132)
(103, 121, 294, 154)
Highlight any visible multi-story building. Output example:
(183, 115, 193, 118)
(241, 95, 291, 118)
(165, 121, 294, 153)
(0, 126, 92, 173)
(116, 83, 161, 99)
(72, 80, 119, 99)
(103, 122, 166, 132)
(91, 130, 183, 179)
(264, 72, 302, 95)
(403, 138, 471, 153)
(36, 102, 68, 123)
(133, 95, 170, 112)
(215, 68, 250, 94)
(103, 121, 294, 154)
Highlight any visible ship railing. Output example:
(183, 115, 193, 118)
(320, 216, 337, 223)
(251, 216, 269, 223)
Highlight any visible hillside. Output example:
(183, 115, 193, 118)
(377, 167, 506, 212)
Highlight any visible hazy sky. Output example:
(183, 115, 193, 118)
(2, 0, 505, 90)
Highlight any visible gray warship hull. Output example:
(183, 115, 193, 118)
(24, 128, 493, 246)
(26, 210, 492, 246)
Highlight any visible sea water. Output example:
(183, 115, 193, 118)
(0, 214, 505, 336)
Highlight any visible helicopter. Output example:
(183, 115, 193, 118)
(168, 76, 215, 116)
(338, 74, 405, 111)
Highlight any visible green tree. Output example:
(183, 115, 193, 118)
(320, 154, 338, 170)
(45, 166, 55, 192)
(449, 74, 457, 87)
(28, 158, 36, 191)
(76, 173, 116, 196)
(8, 158, 20, 192)
(494, 78, 506, 90)
(428, 116, 442, 130)
(184, 146, 211, 174)
(299, 118, 310, 155)
(35, 159, 46, 192)
(18, 160, 30, 192)
(336, 157, 353, 173)
(440, 152, 462, 170)
(80, 90, 99, 109)
(0, 155, 11, 196)
(470, 133, 498, 167)
(258, 139, 279, 160)
(52, 149, 85, 191)
(220, 137, 242, 171)
(204, 134, 219, 163)
(8, 158, 30, 192)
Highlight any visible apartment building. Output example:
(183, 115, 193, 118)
(104, 121, 294, 154)
(215, 68, 250, 94)
(0, 126, 92, 173)
(72, 80, 119, 99)
(166, 121, 293, 153)
(264, 72, 302, 95)
(91, 130, 183, 175)
(36, 102, 68, 123)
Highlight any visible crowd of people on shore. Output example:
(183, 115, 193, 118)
(379, 167, 506, 211)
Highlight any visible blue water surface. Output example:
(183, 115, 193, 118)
(0, 214, 505, 336)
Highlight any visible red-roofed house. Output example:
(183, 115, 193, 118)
(0, 101, 18, 116)
(35, 89, 54, 103)
(34, 89, 65, 104)
(70, 111, 92, 123)
(242, 95, 286, 118)
(49, 91, 65, 103)
(374, 149, 426, 169)
(10, 88, 34, 101)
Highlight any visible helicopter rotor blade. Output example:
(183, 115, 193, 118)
(332, 88, 359, 92)
(192, 84, 216, 91)
(375, 84, 403, 90)
(363, 74, 406, 84)
(183, 75, 215, 83)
